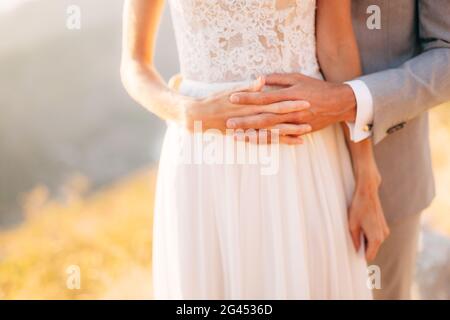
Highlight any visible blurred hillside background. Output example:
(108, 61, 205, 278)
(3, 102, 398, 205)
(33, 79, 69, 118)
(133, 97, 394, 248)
(0, 0, 449, 299)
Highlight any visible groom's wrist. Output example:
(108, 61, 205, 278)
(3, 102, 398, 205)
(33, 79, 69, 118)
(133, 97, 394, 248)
(337, 84, 357, 123)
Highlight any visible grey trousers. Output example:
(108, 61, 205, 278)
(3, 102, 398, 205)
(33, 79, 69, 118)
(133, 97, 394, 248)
(372, 212, 422, 300)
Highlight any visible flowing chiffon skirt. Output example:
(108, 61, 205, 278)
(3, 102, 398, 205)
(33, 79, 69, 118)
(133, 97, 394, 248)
(152, 79, 372, 300)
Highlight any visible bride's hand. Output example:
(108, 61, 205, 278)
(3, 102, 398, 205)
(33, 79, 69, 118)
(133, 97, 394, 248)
(181, 77, 266, 132)
(348, 167, 390, 262)
(169, 75, 312, 143)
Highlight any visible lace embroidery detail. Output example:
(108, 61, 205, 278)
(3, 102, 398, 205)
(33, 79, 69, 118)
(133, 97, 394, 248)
(169, 0, 320, 83)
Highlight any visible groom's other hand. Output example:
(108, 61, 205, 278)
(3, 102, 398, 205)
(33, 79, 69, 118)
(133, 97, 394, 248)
(227, 73, 357, 133)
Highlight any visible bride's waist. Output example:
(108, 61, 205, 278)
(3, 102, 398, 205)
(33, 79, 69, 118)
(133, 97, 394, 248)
(179, 73, 322, 97)
(178, 79, 253, 97)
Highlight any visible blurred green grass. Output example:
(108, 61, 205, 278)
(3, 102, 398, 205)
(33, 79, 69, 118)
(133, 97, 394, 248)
(0, 171, 155, 299)
(0, 104, 449, 299)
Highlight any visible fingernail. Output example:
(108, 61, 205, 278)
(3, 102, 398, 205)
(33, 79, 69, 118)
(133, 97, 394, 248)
(229, 95, 239, 103)
(297, 101, 310, 109)
(227, 119, 236, 128)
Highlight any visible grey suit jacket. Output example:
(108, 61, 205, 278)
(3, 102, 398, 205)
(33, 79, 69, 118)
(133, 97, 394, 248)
(352, 0, 450, 221)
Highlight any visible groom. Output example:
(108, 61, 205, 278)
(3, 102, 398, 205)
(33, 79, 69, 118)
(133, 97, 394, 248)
(226, 0, 450, 299)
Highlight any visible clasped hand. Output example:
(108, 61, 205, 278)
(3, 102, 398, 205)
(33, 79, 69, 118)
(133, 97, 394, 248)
(171, 73, 356, 145)
(172, 75, 313, 144)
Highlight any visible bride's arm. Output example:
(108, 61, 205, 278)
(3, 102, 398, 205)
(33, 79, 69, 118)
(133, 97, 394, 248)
(121, 0, 188, 122)
(316, 0, 390, 261)
(316, 0, 372, 181)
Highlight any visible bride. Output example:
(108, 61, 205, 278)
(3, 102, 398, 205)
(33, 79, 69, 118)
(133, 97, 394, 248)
(121, 0, 390, 299)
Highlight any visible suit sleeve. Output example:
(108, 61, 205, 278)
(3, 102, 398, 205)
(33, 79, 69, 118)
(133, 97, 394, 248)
(358, 0, 450, 144)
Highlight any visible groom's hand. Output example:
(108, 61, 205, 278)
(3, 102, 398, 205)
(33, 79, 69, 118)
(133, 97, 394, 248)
(227, 73, 357, 134)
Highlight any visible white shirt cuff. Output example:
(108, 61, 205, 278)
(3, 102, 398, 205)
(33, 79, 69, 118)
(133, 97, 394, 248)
(344, 80, 374, 142)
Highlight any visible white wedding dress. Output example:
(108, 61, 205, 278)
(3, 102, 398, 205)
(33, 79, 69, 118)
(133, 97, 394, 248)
(152, 0, 372, 299)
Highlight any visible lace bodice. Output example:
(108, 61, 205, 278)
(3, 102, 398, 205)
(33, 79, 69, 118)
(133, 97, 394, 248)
(169, 0, 320, 83)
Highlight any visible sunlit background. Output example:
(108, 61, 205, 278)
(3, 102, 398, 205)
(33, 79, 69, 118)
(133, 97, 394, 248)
(0, 0, 449, 300)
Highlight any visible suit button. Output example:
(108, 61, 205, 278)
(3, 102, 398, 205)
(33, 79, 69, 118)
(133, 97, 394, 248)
(387, 122, 407, 135)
